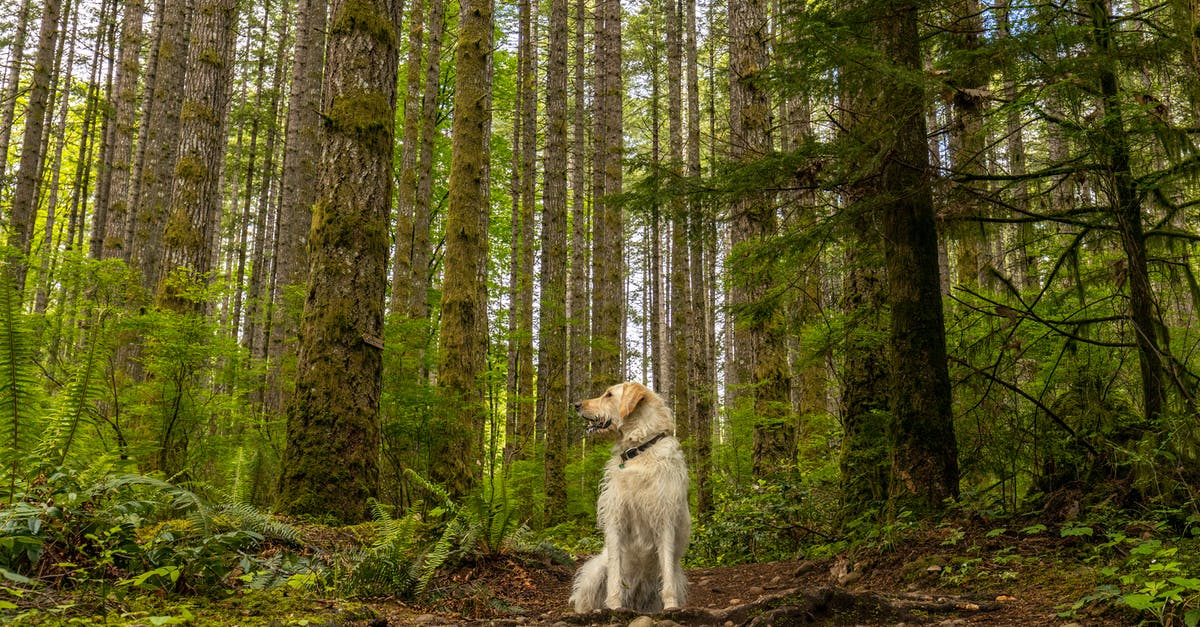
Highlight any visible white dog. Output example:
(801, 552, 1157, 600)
(569, 381, 690, 613)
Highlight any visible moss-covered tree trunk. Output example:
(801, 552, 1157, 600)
(540, 0, 569, 524)
(684, 0, 713, 515)
(157, 0, 239, 312)
(1089, 0, 1165, 425)
(408, 0, 443, 324)
(99, 0, 145, 261)
(590, 0, 624, 392)
(434, 0, 492, 499)
(0, 0, 32, 189)
(8, 0, 62, 294)
(277, 0, 398, 523)
(132, 0, 192, 294)
(568, 0, 590, 415)
(391, 0, 425, 318)
(269, 0, 328, 412)
(875, 1, 959, 509)
(729, 0, 794, 479)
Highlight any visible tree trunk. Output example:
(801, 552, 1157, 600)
(1089, 0, 1165, 424)
(156, 0, 238, 312)
(8, 0, 63, 294)
(391, 0, 425, 318)
(270, 0, 328, 410)
(100, 0, 145, 260)
(408, 0, 443, 324)
(590, 0, 624, 391)
(540, 0, 569, 524)
(875, 2, 959, 509)
(434, 0, 492, 499)
(0, 0, 34, 190)
(277, 0, 398, 523)
(568, 0, 590, 410)
(132, 0, 193, 294)
(729, 0, 793, 478)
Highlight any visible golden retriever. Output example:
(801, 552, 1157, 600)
(569, 381, 690, 613)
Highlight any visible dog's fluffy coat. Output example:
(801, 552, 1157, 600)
(569, 382, 690, 613)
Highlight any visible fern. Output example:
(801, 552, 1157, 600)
(218, 501, 302, 545)
(0, 270, 41, 504)
(91, 473, 213, 535)
(343, 501, 423, 597)
(38, 310, 111, 466)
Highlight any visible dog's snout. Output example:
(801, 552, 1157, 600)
(573, 401, 582, 411)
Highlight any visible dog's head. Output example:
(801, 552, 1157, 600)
(574, 381, 658, 436)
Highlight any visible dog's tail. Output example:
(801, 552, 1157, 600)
(569, 551, 607, 613)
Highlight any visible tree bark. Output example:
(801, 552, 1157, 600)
(590, 0, 624, 391)
(156, 0, 239, 313)
(270, 0, 328, 410)
(8, 0, 63, 294)
(434, 0, 492, 499)
(100, 0, 145, 260)
(131, 0, 193, 294)
(540, 0, 570, 523)
(278, 0, 398, 523)
(875, 2, 959, 508)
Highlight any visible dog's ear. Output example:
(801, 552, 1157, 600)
(618, 382, 647, 418)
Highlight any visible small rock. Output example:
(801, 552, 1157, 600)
(728, 598, 744, 606)
(996, 595, 1017, 602)
(724, 622, 736, 627)
(412, 615, 440, 625)
(627, 616, 656, 627)
(770, 575, 782, 584)
(926, 564, 943, 573)
(748, 586, 765, 597)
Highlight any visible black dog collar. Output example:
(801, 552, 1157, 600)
(619, 433, 667, 468)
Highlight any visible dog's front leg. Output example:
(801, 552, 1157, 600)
(603, 529, 625, 610)
(657, 523, 682, 610)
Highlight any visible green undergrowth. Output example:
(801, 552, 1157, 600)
(1, 463, 561, 625)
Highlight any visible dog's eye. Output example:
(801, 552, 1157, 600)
(604, 392, 612, 398)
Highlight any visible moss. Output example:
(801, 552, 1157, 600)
(329, 0, 397, 48)
(174, 153, 208, 181)
(162, 209, 203, 252)
(198, 46, 224, 67)
(325, 91, 394, 153)
(180, 99, 218, 125)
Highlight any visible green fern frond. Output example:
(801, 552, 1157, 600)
(90, 473, 213, 534)
(218, 501, 303, 545)
(0, 269, 42, 503)
(402, 467, 457, 512)
(38, 311, 111, 466)
(416, 516, 464, 595)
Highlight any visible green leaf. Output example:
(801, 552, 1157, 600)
(1184, 607, 1200, 627)
(1060, 525, 1093, 537)
(0, 569, 34, 586)
(986, 528, 1007, 538)
(1122, 593, 1159, 611)
(0, 600, 16, 610)
(1021, 524, 1047, 535)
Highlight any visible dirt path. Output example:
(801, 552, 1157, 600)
(365, 545, 1131, 626)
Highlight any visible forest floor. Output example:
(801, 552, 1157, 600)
(12, 515, 1149, 626)
(317, 517, 1136, 626)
